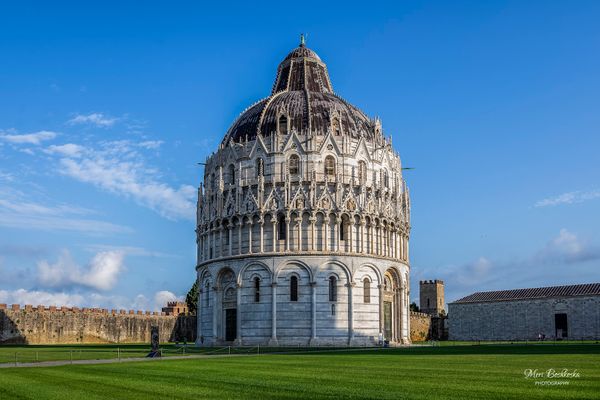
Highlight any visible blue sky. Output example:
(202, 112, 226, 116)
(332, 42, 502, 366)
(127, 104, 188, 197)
(0, 1, 599, 310)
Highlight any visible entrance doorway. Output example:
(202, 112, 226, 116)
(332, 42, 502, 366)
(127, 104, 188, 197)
(384, 302, 392, 340)
(555, 313, 568, 339)
(225, 309, 237, 341)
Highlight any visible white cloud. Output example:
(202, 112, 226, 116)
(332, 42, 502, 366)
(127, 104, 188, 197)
(45, 143, 85, 158)
(83, 244, 176, 258)
(37, 250, 125, 291)
(0, 289, 181, 311)
(0, 130, 57, 145)
(67, 113, 118, 127)
(55, 143, 195, 221)
(154, 290, 180, 309)
(0, 187, 132, 235)
(536, 228, 600, 264)
(138, 140, 164, 149)
(535, 189, 600, 207)
(0, 289, 85, 307)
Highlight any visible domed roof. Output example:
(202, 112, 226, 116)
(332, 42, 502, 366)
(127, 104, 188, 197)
(221, 39, 377, 145)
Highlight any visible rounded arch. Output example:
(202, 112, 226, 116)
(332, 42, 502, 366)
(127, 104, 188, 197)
(237, 260, 271, 286)
(199, 268, 213, 286)
(355, 263, 383, 284)
(216, 266, 237, 289)
(274, 259, 314, 283)
(317, 260, 352, 282)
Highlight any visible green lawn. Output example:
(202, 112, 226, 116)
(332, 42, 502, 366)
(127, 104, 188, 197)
(0, 344, 598, 399)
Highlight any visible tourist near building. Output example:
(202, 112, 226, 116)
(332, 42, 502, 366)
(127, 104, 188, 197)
(448, 283, 600, 341)
(195, 37, 412, 346)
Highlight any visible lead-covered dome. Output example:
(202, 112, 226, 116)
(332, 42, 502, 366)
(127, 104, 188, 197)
(221, 40, 378, 145)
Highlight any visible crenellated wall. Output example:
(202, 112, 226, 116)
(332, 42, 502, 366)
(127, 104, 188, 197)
(0, 304, 196, 344)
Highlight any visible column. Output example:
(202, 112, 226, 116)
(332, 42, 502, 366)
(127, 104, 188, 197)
(297, 218, 302, 251)
(348, 219, 353, 253)
(208, 229, 212, 259)
(347, 282, 355, 344)
(212, 286, 219, 341)
(219, 227, 224, 257)
(395, 289, 401, 342)
(235, 283, 242, 345)
(228, 227, 233, 256)
(402, 286, 409, 343)
(378, 284, 384, 340)
(196, 278, 203, 346)
(272, 217, 278, 252)
(269, 282, 278, 345)
(310, 281, 317, 344)
(360, 220, 365, 254)
(285, 217, 291, 252)
(323, 218, 328, 251)
(310, 217, 316, 251)
(259, 219, 264, 253)
(248, 221, 253, 254)
(334, 217, 340, 252)
(238, 221, 243, 255)
(367, 222, 375, 254)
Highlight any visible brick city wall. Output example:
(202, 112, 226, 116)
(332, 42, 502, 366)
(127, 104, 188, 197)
(0, 304, 196, 345)
(410, 311, 431, 342)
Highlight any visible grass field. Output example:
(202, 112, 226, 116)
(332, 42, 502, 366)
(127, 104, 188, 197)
(0, 344, 598, 399)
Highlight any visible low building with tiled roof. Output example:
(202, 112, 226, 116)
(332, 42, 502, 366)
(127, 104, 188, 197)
(448, 283, 600, 341)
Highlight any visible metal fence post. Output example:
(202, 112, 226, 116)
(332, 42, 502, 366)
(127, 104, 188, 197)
(14, 352, 17, 367)
(70, 351, 73, 364)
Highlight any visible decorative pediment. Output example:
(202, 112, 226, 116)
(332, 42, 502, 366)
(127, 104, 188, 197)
(263, 187, 284, 212)
(317, 131, 342, 156)
(241, 189, 259, 214)
(281, 131, 306, 154)
(290, 186, 309, 210)
(248, 134, 269, 159)
(352, 137, 372, 162)
(316, 187, 337, 211)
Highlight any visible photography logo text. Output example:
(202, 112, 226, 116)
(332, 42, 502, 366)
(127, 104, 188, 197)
(523, 368, 581, 386)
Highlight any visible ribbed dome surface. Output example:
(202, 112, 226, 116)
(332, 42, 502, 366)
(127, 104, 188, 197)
(222, 43, 376, 145)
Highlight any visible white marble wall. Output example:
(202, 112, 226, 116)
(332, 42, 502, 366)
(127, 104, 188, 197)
(197, 255, 410, 346)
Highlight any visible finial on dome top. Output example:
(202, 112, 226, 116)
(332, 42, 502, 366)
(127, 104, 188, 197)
(300, 33, 306, 47)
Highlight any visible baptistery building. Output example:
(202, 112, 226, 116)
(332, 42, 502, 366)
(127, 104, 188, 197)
(196, 38, 412, 346)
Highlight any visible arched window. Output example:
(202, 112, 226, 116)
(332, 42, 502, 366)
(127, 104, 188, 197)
(210, 173, 216, 190)
(278, 214, 286, 240)
(256, 158, 264, 177)
(332, 118, 341, 136)
(279, 115, 288, 135)
(328, 276, 337, 302)
(363, 278, 371, 303)
(324, 156, 335, 178)
(254, 277, 260, 303)
(339, 220, 345, 241)
(228, 164, 235, 184)
(290, 276, 298, 301)
(358, 161, 367, 184)
(288, 154, 299, 175)
(384, 170, 389, 188)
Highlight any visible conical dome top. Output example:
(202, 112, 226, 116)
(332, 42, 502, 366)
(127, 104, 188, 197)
(271, 37, 333, 94)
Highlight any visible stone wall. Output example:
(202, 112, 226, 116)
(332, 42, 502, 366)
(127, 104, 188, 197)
(448, 295, 600, 341)
(0, 304, 196, 345)
(410, 311, 431, 342)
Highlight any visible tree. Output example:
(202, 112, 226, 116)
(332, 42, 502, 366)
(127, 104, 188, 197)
(410, 302, 420, 312)
(186, 280, 199, 315)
